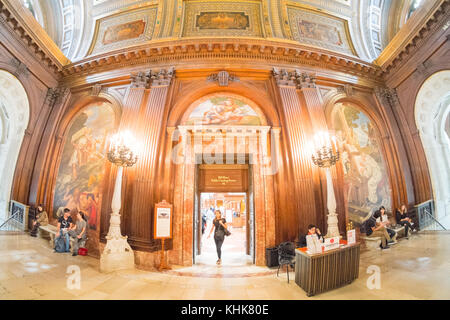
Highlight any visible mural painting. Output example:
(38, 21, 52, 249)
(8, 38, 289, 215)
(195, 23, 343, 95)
(185, 96, 261, 126)
(332, 103, 391, 224)
(52, 102, 116, 231)
(102, 20, 146, 45)
(298, 20, 343, 46)
(196, 12, 249, 30)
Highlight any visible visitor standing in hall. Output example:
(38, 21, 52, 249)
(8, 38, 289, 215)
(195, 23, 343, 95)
(207, 209, 229, 265)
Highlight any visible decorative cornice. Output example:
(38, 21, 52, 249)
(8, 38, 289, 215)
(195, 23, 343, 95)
(376, 0, 450, 76)
(0, 0, 70, 73)
(207, 71, 240, 87)
(61, 39, 382, 82)
(272, 68, 316, 89)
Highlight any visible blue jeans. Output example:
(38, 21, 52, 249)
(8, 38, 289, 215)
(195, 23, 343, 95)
(56, 230, 70, 252)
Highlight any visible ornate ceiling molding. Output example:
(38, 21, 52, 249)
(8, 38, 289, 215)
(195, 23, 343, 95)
(376, 0, 449, 75)
(0, 0, 70, 73)
(61, 38, 382, 81)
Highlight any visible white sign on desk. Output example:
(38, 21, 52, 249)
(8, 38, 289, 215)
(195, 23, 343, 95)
(155, 207, 171, 238)
(324, 236, 340, 251)
(347, 229, 356, 245)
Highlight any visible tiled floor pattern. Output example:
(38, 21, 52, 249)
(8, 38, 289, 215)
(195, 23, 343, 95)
(1, 231, 450, 299)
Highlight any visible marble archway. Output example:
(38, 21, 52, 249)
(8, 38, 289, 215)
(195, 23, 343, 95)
(169, 93, 278, 266)
(0, 70, 30, 221)
(415, 70, 450, 227)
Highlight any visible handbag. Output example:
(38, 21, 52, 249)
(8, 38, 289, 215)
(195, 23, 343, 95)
(224, 229, 231, 237)
(78, 247, 88, 256)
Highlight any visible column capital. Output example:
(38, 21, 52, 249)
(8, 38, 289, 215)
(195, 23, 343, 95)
(374, 86, 399, 108)
(149, 67, 175, 87)
(130, 71, 150, 89)
(45, 87, 70, 107)
(272, 68, 316, 89)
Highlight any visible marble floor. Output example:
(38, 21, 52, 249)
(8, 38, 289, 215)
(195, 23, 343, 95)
(0, 231, 449, 300)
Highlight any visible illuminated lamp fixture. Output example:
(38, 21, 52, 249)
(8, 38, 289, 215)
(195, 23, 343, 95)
(311, 131, 340, 238)
(100, 131, 138, 273)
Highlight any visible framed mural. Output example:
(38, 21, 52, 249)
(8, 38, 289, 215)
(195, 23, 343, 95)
(182, 1, 264, 37)
(52, 102, 116, 231)
(88, 5, 158, 55)
(184, 95, 262, 126)
(331, 103, 391, 225)
(285, 3, 356, 56)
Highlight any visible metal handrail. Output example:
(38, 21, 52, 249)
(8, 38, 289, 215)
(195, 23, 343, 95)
(414, 199, 433, 208)
(0, 210, 23, 231)
(423, 208, 447, 230)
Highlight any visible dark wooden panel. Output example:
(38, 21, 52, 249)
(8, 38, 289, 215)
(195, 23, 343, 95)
(199, 166, 248, 192)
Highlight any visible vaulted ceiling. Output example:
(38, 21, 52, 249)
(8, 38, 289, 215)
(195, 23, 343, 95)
(21, 0, 429, 62)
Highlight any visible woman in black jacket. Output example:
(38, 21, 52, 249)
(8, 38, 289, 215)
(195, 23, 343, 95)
(207, 210, 229, 265)
(395, 204, 415, 238)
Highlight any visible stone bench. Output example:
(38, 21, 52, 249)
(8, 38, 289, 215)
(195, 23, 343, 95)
(360, 236, 381, 249)
(38, 224, 75, 249)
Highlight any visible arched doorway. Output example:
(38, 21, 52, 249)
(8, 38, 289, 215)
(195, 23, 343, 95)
(171, 93, 278, 266)
(0, 70, 30, 222)
(415, 70, 450, 228)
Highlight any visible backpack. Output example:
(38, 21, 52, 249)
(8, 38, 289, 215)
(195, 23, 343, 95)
(54, 235, 66, 253)
(360, 216, 376, 235)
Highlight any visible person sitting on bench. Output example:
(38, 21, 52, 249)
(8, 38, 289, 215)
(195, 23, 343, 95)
(373, 206, 397, 243)
(298, 224, 324, 248)
(55, 208, 73, 253)
(68, 211, 87, 256)
(30, 205, 48, 237)
(396, 204, 415, 238)
(366, 213, 393, 250)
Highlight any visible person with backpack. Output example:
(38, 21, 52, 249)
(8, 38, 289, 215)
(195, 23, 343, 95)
(68, 211, 87, 256)
(55, 208, 73, 253)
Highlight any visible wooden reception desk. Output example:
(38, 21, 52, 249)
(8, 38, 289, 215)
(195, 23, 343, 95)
(295, 242, 360, 296)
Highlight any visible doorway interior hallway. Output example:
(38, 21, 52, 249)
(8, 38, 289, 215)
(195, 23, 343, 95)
(195, 192, 252, 266)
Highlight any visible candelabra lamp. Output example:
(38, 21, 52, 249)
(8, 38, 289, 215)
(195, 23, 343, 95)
(100, 131, 138, 273)
(311, 132, 341, 238)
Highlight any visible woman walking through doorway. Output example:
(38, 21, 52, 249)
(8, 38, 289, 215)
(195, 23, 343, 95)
(207, 210, 229, 265)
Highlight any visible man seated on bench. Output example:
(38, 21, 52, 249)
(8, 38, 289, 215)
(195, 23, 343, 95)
(373, 206, 397, 243)
(366, 210, 394, 250)
(68, 211, 87, 256)
(55, 208, 73, 253)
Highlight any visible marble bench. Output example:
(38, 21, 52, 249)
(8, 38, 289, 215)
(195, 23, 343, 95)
(39, 224, 75, 248)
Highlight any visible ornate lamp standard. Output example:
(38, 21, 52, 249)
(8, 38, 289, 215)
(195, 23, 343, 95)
(311, 131, 341, 238)
(100, 131, 138, 273)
